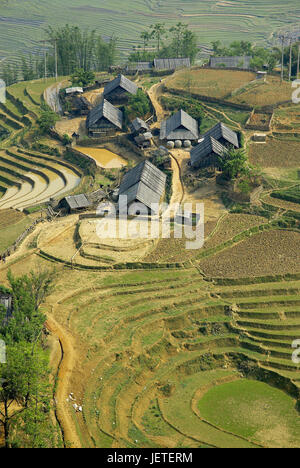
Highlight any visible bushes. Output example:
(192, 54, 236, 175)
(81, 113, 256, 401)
(271, 185, 300, 205)
(31, 142, 60, 157)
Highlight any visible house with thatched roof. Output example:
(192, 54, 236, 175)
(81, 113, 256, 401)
(160, 109, 199, 143)
(103, 74, 138, 103)
(118, 160, 166, 213)
(86, 99, 123, 137)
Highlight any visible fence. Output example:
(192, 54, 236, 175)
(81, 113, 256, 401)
(1, 216, 45, 259)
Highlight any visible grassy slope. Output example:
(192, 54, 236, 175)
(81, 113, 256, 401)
(0, 0, 299, 63)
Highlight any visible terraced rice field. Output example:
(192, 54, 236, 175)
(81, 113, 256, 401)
(33, 265, 300, 448)
(0, 0, 299, 64)
(0, 148, 81, 210)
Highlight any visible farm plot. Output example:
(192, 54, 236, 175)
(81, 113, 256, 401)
(249, 139, 300, 170)
(165, 69, 256, 100)
(198, 379, 300, 447)
(200, 230, 300, 278)
(229, 76, 292, 107)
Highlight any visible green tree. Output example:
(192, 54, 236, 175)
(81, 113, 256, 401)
(71, 68, 95, 87)
(36, 104, 59, 135)
(150, 23, 167, 53)
(218, 148, 248, 180)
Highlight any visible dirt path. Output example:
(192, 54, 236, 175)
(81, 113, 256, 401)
(46, 314, 81, 448)
(148, 82, 166, 127)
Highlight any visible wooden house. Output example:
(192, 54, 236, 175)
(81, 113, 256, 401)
(201, 122, 239, 148)
(86, 99, 123, 137)
(154, 58, 190, 71)
(118, 160, 166, 214)
(190, 136, 227, 169)
(72, 96, 92, 116)
(160, 109, 199, 143)
(103, 74, 138, 103)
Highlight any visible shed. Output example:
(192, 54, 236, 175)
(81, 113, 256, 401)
(160, 109, 199, 142)
(154, 58, 190, 71)
(209, 56, 251, 69)
(134, 132, 153, 148)
(73, 96, 92, 116)
(126, 62, 153, 73)
(86, 99, 123, 137)
(130, 117, 150, 136)
(65, 87, 84, 95)
(201, 122, 239, 148)
(103, 74, 138, 102)
(118, 160, 166, 213)
(190, 136, 227, 169)
(61, 194, 91, 213)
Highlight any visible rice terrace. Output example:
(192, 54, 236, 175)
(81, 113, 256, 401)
(0, 0, 299, 453)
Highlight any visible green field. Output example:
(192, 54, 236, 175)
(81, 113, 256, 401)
(198, 379, 300, 447)
(0, 0, 300, 64)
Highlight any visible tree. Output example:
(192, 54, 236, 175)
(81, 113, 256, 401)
(140, 31, 151, 53)
(150, 23, 167, 53)
(36, 104, 59, 135)
(71, 68, 95, 87)
(218, 148, 248, 180)
(127, 89, 151, 119)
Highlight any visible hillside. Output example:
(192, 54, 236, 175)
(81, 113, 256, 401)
(0, 0, 300, 64)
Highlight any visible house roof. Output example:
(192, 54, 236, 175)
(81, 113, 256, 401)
(126, 62, 153, 72)
(209, 56, 251, 69)
(103, 74, 138, 97)
(74, 96, 91, 110)
(64, 194, 91, 210)
(130, 117, 150, 133)
(134, 132, 152, 145)
(154, 58, 190, 70)
(160, 109, 199, 140)
(202, 122, 239, 148)
(190, 136, 227, 166)
(66, 87, 83, 94)
(86, 99, 123, 130)
(118, 160, 166, 210)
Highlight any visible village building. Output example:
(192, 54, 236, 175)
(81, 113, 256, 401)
(201, 122, 239, 148)
(190, 136, 227, 169)
(103, 74, 138, 103)
(65, 87, 84, 95)
(209, 56, 251, 69)
(130, 117, 150, 136)
(160, 109, 199, 144)
(86, 99, 123, 137)
(72, 96, 92, 116)
(118, 160, 166, 214)
(59, 189, 106, 214)
(154, 58, 190, 71)
(134, 132, 153, 149)
(126, 62, 153, 74)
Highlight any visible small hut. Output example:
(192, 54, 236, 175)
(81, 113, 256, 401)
(86, 99, 123, 137)
(130, 117, 150, 136)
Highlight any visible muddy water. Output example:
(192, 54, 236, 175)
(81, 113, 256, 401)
(75, 146, 127, 169)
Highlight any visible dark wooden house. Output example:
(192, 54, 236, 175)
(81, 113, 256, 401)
(103, 74, 138, 103)
(118, 160, 166, 214)
(190, 136, 227, 169)
(201, 122, 239, 148)
(72, 96, 92, 116)
(160, 109, 199, 143)
(59, 194, 91, 213)
(86, 99, 123, 137)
